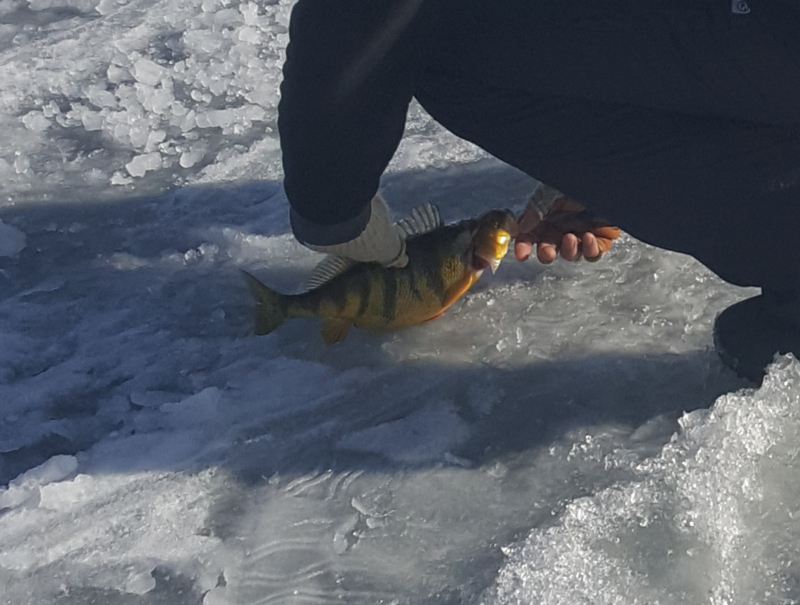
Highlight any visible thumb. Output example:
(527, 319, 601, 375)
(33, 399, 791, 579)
(384, 239, 409, 268)
(517, 203, 544, 235)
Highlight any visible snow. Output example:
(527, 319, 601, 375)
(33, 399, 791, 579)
(0, 0, 797, 604)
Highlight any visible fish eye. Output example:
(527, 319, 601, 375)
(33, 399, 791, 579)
(496, 233, 510, 245)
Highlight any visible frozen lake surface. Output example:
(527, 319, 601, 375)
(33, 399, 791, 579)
(2, 1, 800, 603)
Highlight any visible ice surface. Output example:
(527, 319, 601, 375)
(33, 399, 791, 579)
(3, 187, 767, 603)
(337, 401, 473, 465)
(0, 0, 794, 603)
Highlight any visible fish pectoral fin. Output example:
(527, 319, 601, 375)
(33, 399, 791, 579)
(320, 319, 353, 345)
(436, 274, 480, 318)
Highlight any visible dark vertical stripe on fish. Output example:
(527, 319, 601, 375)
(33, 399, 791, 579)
(424, 253, 448, 305)
(330, 276, 349, 313)
(357, 272, 371, 317)
(382, 270, 398, 321)
(408, 264, 425, 302)
(308, 289, 324, 316)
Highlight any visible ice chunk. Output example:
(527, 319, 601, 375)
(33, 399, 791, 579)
(180, 145, 206, 168)
(85, 85, 117, 108)
(183, 30, 224, 54)
(0, 455, 78, 510)
(144, 129, 166, 153)
(129, 124, 150, 149)
(0, 218, 26, 257)
(14, 153, 29, 174)
(240, 2, 259, 25)
(21, 111, 50, 132)
(332, 514, 359, 554)
(111, 170, 134, 185)
(236, 26, 260, 45)
(137, 82, 174, 115)
(116, 85, 142, 113)
(160, 387, 221, 427)
(207, 77, 228, 97)
(195, 109, 235, 129)
(241, 104, 266, 121)
(178, 109, 197, 133)
(152, 87, 174, 114)
(22, 455, 77, 485)
(244, 84, 274, 107)
(107, 63, 131, 84)
(124, 569, 156, 595)
(125, 152, 162, 177)
(81, 109, 104, 131)
(38, 473, 96, 511)
(213, 8, 240, 25)
(0, 485, 34, 509)
(133, 58, 164, 86)
(95, 0, 119, 15)
(42, 101, 60, 118)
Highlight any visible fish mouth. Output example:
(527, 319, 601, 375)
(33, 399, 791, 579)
(473, 227, 513, 274)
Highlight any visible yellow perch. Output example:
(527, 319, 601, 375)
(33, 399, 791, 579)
(243, 205, 517, 344)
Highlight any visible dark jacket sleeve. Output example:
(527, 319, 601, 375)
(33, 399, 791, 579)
(279, 0, 421, 246)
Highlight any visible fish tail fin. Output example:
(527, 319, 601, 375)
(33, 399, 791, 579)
(241, 270, 288, 336)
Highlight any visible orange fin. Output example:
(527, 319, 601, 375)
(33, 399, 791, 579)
(321, 319, 352, 345)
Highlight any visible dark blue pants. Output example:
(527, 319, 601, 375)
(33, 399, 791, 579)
(417, 1, 800, 290)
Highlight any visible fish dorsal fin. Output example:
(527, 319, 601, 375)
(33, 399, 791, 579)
(303, 204, 442, 291)
(396, 203, 442, 240)
(304, 254, 357, 291)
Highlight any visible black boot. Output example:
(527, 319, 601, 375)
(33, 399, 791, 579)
(713, 289, 800, 382)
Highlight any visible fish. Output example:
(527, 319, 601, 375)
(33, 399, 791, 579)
(242, 205, 518, 344)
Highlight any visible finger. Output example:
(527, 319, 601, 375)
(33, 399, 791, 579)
(560, 233, 581, 261)
(582, 232, 601, 261)
(536, 242, 558, 264)
(515, 239, 534, 261)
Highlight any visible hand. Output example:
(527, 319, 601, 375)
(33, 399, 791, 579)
(514, 197, 621, 264)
